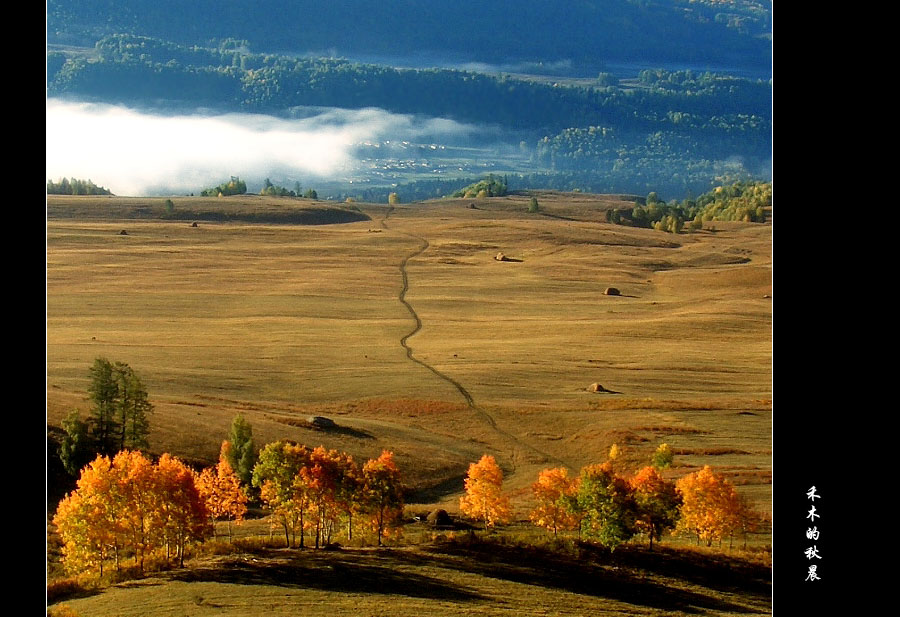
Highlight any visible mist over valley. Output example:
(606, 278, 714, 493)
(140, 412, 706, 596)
(46, 98, 529, 198)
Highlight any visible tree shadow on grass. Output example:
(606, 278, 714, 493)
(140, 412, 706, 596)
(608, 544, 771, 597)
(400, 539, 770, 614)
(406, 473, 466, 503)
(316, 424, 375, 440)
(168, 549, 486, 603)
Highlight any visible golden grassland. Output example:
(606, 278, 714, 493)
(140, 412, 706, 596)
(47, 191, 771, 505)
(47, 191, 771, 615)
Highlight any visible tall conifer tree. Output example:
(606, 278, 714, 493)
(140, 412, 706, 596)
(226, 414, 257, 488)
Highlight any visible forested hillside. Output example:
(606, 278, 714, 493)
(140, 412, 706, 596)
(47, 33, 770, 199)
(48, 35, 771, 131)
(47, 0, 772, 75)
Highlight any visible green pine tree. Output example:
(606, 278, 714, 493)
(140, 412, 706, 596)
(58, 409, 93, 477)
(114, 364, 153, 451)
(87, 358, 152, 454)
(227, 414, 257, 488)
(88, 357, 120, 455)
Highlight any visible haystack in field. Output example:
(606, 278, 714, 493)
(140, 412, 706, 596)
(119, 229, 128, 235)
(588, 383, 608, 393)
(308, 415, 336, 429)
(496, 252, 509, 261)
(604, 287, 620, 296)
(427, 509, 453, 528)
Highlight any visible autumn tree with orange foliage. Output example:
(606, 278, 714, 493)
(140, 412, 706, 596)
(530, 467, 579, 538)
(196, 441, 249, 539)
(108, 450, 160, 572)
(460, 454, 511, 530)
(362, 450, 405, 546)
(53, 454, 124, 576)
(332, 450, 364, 542)
(53, 450, 211, 576)
(299, 446, 345, 549)
(156, 454, 213, 566)
(251, 442, 406, 548)
(675, 465, 747, 547)
(629, 466, 681, 550)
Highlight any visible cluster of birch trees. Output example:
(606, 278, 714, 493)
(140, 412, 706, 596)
(52, 437, 404, 577)
(54, 429, 762, 578)
(460, 449, 764, 551)
(250, 441, 404, 550)
(53, 450, 223, 576)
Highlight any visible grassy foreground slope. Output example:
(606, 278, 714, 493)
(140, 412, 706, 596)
(49, 539, 771, 617)
(47, 192, 771, 514)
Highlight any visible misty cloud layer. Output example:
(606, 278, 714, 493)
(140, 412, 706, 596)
(46, 99, 480, 196)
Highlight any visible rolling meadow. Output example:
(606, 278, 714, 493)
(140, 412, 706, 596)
(46, 191, 772, 616)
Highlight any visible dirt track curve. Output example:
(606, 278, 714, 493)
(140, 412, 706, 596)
(380, 207, 571, 471)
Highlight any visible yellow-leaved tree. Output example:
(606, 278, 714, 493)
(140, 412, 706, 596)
(629, 466, 681, 550)
(53, 450, 212, 576)
(362, 450, 405, 546)
(108, 450, 160, 573)
(460, 454, 511, 530)
(675, 465, 743, 547)
(298, 446, 343, 549)
(530, 467, 579, 537)
(155, 453, 212, 567)
(196, 441, 249, 539)
(53, 454, 124, 576)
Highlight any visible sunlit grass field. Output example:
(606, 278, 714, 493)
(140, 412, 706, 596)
(47, 191, 771, 615)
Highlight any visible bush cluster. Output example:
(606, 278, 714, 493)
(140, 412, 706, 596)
(607, 180, 771, 233)
(451, 174, 509, 199)
(200, 176, 247, 197)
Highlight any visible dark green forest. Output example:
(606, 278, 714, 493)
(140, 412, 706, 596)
(48, 34, 771, 132)
(47, 0, 772, 74)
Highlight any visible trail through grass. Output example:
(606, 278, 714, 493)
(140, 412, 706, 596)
(381, 206, 574, 473)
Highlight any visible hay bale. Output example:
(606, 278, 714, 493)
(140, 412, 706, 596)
(119, 229, 128, 235)
(604, 287, 620, 296)
(495, 252, 508, 262)
(308, 415, 336, 429)
(426, 509, 453, 528)
(588, 383, 607, 393)
(191, 221, 198, 227)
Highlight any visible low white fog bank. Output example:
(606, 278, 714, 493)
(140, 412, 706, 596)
(46, 99, 478, 196)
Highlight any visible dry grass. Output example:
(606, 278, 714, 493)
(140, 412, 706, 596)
(48, 532, 771, 617)
(47, 191, 771, 514)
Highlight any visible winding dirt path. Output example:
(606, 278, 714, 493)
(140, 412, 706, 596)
(382, 208, 494, 427)
(380, 207, 571, 471)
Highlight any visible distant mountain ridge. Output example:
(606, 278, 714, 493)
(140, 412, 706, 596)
(47, 0, 772, 77)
